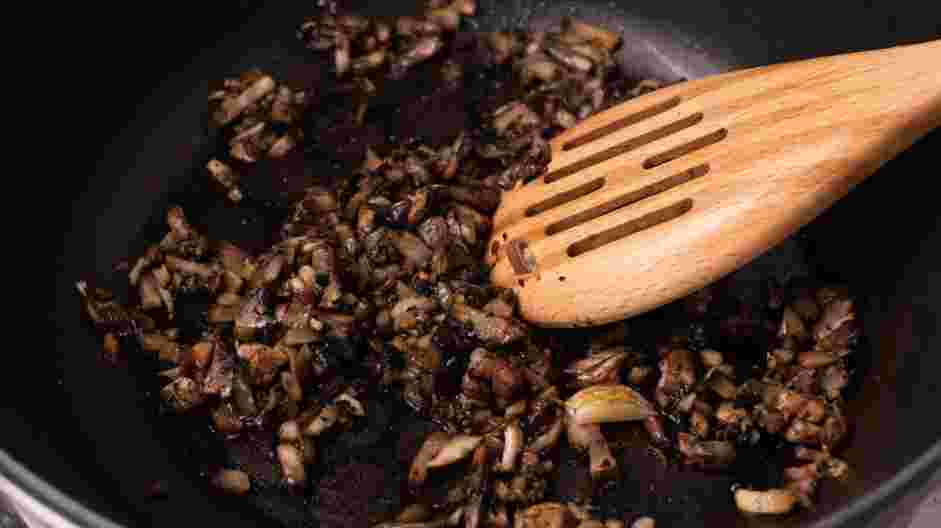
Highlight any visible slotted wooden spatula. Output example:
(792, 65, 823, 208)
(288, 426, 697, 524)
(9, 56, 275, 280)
(486, 39, 941, 327)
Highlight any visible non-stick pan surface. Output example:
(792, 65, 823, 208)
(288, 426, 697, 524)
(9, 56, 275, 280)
(32, 1, 941, 527)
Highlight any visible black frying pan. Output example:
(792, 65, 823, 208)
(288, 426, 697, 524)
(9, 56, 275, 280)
(26, 0, 941, 527)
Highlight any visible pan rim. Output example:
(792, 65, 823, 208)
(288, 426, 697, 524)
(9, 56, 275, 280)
(0, 451, 123, 528)
(3, 438, 940, 527)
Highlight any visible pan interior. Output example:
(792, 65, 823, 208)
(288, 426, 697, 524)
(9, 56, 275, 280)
(46, 2, 941, 528)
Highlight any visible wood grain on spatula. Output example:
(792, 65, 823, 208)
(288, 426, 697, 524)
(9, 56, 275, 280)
(487, 39, 941, 327)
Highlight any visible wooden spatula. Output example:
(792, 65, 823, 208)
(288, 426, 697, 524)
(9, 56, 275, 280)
(485, 39, 941, 327)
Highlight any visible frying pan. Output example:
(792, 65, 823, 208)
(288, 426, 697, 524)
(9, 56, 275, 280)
(24, 0, 941, 526)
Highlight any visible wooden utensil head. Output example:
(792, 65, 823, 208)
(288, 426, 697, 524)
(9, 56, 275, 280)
(486, 40, 941, 327)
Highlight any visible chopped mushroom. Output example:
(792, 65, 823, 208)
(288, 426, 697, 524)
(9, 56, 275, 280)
(451, 304, 528, 347)
(565, 350, 630, 389)
(426, 434, 483, 468)
(212, 469, 251, 495)
(304, 405, 339, 436)
(277, 443, 307, 486)
(160, 377, 204, 412)
(655, 348, 697, 409)
(677, 433, 736, 469)
(207, 159, 244, 202)
(565, 384, 657, 425)
(466, 348, 525, 408)
(734, 488, 798, 515)
(515, 502, 577, 528)
(213, 74, 275, 125)
(565, 414, 616, 480)
(528, 415, 564, 454)
(814, 298, 855, 342)
(496, 420, 524, 473)
(409, 432, 451, 489)
(396, 503, 433, 523)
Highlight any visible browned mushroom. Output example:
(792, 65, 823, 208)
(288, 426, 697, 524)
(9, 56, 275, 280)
(734, 487, 797, 515)
(565, 414, 616, 480)
(565, 350, 629, 389)
(495, 420, 524, 473)
(466, 348, 525, 408)
(409, 432, 451, 489)
(212, 469, 251, 495)
(677, 433, 736, 468)
(516, 502, 578, 528)
(655, 349, 698, 409)
(566, 384, 657, 425)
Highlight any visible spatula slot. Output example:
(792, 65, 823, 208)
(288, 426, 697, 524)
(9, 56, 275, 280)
(507, 238, 535, 275)
(545, 112, 704, 184)
(643, 128, 728, 169)
(566, 198, 694, 258)
(525, 178, 606, 217)
(545, 164, 708, 236)
(561, 96, 683, 151)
